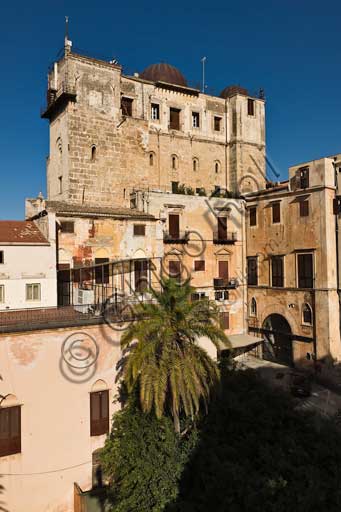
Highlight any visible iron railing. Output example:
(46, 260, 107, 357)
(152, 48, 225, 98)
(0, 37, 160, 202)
(163, 231, 190, 244)
(213, 231, 237, 244)
(213, 278, 239, 289)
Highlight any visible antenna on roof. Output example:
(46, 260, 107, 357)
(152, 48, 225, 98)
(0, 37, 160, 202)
(201, 57, 207, 93)
(64, 16, 72, 54)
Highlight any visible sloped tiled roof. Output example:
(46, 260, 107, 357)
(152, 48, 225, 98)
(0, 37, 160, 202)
(0, 221, 49, 245)
(45, 201, 155, 220)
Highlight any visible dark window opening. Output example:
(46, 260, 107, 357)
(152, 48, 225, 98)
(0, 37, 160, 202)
(169, 214, 180, 238)
(0, 251, 3, 264)
(249, 206, 257, 226)
(91, 146, 96, 161)
(297, 253, 314, 288)
(300, 200, 309, 217)
(60, 221, 74, 233)
(247, 257, 258, 286)
(219, 312, 229, 330)
(95, 258, 109, 284)
(134, 260, 148, 293)
(134, 224, 146, 236)
(0, 406, 21, 457)
(247, 98, 255, 116)
(58, 176, 63, 194)
(171, 155, 178, 169)
(171, 181, 179, 194)
(215, 290, 229, 301)
(193, 159, 198, 171)
(169, 108, 181, 130)
(151, 103, 160, 120)
(299, 167, 309, 189)
(191, 292, 206, 301)
(149, 153, 154, 166)
(169, 260, 181, 278)
(121, 97, 133, 117)
(215, 162, 220, 174)
(192, 112, 200, 128)
(194, 260, 205, 271)
(272, 202, 281, 223)
(218, 217, 227, 240)
(303, 303, 313, 325)
(250, 297, 257, 317)
(90, 391, 109, 437)
(271, 256, 284, 287)
(214, 116, 221, 131)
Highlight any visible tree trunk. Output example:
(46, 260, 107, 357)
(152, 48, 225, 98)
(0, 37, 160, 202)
(173, 413, 180, 434)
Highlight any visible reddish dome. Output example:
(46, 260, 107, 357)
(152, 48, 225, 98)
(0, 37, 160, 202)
(220, 85, 249, 99)
(140, 63, 187, 87)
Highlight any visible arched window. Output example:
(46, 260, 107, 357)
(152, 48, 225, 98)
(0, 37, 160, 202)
(215, 161, 220, 174)
(193, 158, 199, 172)
(302, 303, 313, 325)
(149, 152, 154, 166)
(91, 145, 97, 161)
(250, 297, 257, 317)
(171, 155, 178, 170)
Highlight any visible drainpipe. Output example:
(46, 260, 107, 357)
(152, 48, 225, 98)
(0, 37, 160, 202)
(332, 159, 341, 342)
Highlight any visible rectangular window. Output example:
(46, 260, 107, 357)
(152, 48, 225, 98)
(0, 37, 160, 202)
(214, 116, 221, 131)
(299, 167, 309, 189)
(219, 312, 229, 330)
(90, 390, 109, 437)
(297, 253, 314, 288)
(58, 176, 63, 194)
(271, 256, 284, 287)
(0, 406, 21, 457)
(217, 217, 227, 240)
(192, 112, 200, 128)
(194, 260, 205, 271)
(169, 214, 180, 238)
(60, 221, 74, 233)
(300, 200, 309, 217)
(26, 283, 41, 301)
(191, 292, 206, 301)
(249, 206, 257, 226)
(171, 181, 179, 194)
(0, 285, 4, 303)
(0, 251, 3, 264)
(247, 98, 255, 116)
(169, 260, 181, 278)
(133, 224, 146, 236)
(218, 261, 229, 280)
(272, 202, 281, 224)
(134, 259, 148, 293)
(169, 108, 180, 130)
(215, 290, 229, 301)
(121, 97, 133, 117)
(151, 103, 160, 120)
(247, 257, 258, 286)
(95, 258, 109, 284)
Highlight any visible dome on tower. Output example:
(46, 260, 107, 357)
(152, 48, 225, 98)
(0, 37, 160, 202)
(140, 63, 187, 87)
(220, 85, 249, 99)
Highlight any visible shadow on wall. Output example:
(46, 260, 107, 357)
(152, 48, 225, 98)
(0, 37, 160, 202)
(0, 476, 8, 512)
(166, 361, 341, 512)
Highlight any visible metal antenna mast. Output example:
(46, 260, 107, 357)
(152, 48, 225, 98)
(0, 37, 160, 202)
(201, 57, 207, 93)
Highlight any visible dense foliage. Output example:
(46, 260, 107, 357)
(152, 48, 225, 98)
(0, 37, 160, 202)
(101, 398, 197, 512)
(167, 366, 341, 512)
(120, 278, 228, 431)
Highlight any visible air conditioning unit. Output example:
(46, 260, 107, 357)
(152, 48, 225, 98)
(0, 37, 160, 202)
(74, 289, 95, 314)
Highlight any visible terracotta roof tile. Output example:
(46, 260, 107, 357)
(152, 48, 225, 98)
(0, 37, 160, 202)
(0, 221, 49, 245)
(45, 201, 155, 220)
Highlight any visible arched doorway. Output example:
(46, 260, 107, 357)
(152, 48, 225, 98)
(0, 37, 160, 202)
(262, 314, 293, 366)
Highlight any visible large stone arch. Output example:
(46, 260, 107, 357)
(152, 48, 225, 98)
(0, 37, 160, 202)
(262, 314, 293, 366)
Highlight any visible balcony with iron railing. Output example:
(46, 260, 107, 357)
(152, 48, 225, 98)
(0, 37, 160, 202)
(213, 231, 237, 244)
(213, 277, 239, 289)
(163, 230, 190, 244)
(41, 82, 77, 119)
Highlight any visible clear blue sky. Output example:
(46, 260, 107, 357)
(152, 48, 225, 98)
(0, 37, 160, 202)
(0, 0, 340, 219)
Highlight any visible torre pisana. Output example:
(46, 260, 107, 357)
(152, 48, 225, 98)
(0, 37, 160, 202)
(42, 40, 266, 206)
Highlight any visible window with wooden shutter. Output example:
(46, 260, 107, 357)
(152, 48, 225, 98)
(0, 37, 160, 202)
(169, 214, 180, 238)
(214, 116, 221, 131)
(0, 406, 21, 457)
(272, 202, 281, 223)
(134, 260, 148, 293)
(247, 98, 255, 116)
(90, 390, 109, 437)
(299, 200, 309, 217)
(0, 251, 4, 264)
(219, 312, 229, 330)
(297, 253, 314, 288)
(271, 256, 284, 287)
(133, 224, 146, 236)
(247, 257, 258, 286)
(218, 261, 229, 280)
(60, 221, 74, 233)
(194, 260, 205, 271)
(249, 207, 257, 226)
(299, 167, 309, 189)
(169, 108, 181, 130)
(217, 217, 227, 240)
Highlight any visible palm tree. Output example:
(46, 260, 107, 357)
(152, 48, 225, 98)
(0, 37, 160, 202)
(120, 278, 229, 432)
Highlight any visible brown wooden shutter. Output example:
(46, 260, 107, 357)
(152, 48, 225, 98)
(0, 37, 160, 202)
(218, 217, 227, 239)
(134, 260, 148, 292)
(0, 406, 21, 457)
(90, 391, 109, 437)
(219, 312, 229, 330)
(169, 215, 180, 238)
(194, 260, 205, 271)
(272, 203, 280, 223)
(169, 260, 181, 278)
(218, 261, 229, 280)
